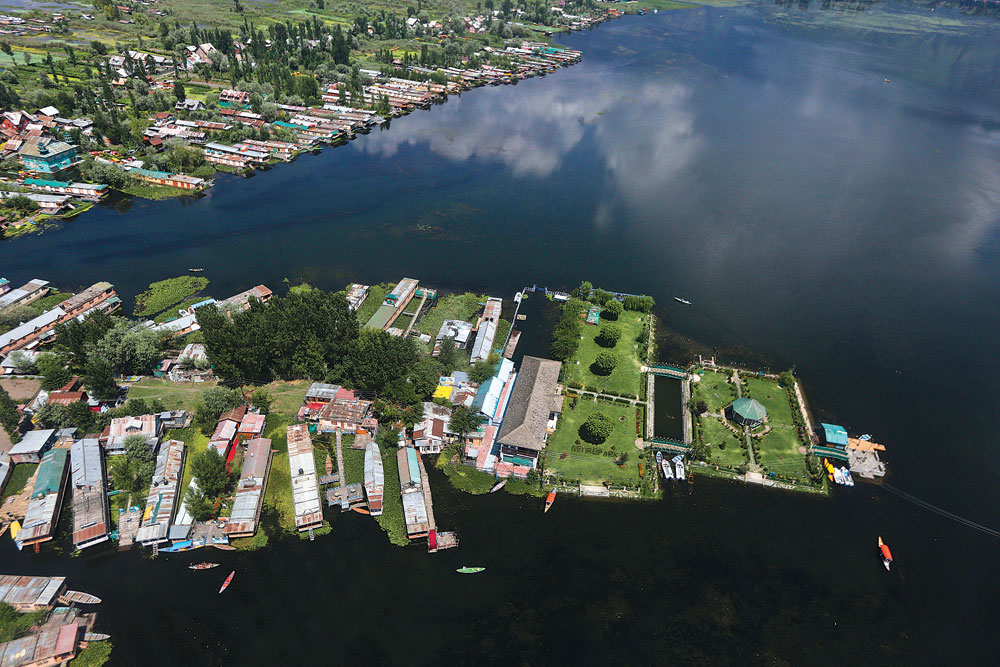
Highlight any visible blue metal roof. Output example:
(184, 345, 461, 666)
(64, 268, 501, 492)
(821, 423, 849, 447)
(405, 447, 420, 485)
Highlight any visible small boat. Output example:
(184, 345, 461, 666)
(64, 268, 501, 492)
(188, 562, 220, 570)
(673, 297, 692, 305)
(878, 536, 893, 571)
(219, 570, 235, 594)
(673, 456, 686, 481)
(832, 467, 845, 486)
(544, 487, 557, 513)
(884, 78, 890, 83)
(352, 507, 371, 515)
(840, 467, 854, 487)
(63, 590, 102, 604)
(188, 268, 204, 272)
(660, 454, 673, 481)
(83, 633, 111, 642)
(325, 454, 333, 476)
(489, 479, 507, 493)
(9, 520, 20, 543)
(456, 566, 485, 574)
(212, 543, 236, 551)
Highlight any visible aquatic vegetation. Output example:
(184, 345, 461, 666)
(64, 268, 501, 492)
(132, 276, 210, 317)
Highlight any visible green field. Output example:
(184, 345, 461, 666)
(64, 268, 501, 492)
(1, 463, 36, 502)
(697, 416, 747, 469)
(564, 310, 647, 397)
(546, 396, 643, 486)
(353, 283, 389, 325)
(257, 414, 298, 533)
(744, 376, 810, 481)
(693, 370, 736, 413)
(127, 378, 217, 412)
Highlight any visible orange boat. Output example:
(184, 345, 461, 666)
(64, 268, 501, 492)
(878, 536, 893, 571)
(544, 487, 557, 513)
(352, 507, 371, 515)
(219, 570, 235, 594)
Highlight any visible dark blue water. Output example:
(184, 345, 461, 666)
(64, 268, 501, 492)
(2, 2, 999, 663)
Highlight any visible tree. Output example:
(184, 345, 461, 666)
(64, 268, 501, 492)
(124, 433, 155, 491)
(437, 336, 457, 368)
(183, 485, 214, 521)
(0, 385, 21, 442)
(410, 356, 443, 400)
(595, 324, 621, 348)
(449, 405, 481, 438)
(202, 386, 243, 418)
(5, 351, 36, 375)
(580, 412, 614, 444)
(779, 369, 796, 388)
(592, 351, 619, 376)
(173, 80, 186, 101)
(346, 329, 417, 393)
(84, 355, 118, 400)
(469, 360, 495, 384)
(250, 388, 272, 414)
(189, 447, 233, 499)
(602, 299, 623, 321)
(36, 353, 71, 391)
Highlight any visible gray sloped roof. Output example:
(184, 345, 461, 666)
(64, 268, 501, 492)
(495, 356, 562, 451)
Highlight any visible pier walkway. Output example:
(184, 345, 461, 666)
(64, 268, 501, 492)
(402, 294, 427, 337)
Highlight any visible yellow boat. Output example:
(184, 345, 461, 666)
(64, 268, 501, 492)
(9, 520, 20, 541)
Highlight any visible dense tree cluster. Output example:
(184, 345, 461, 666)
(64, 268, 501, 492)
(595, 324, 621, 348)
(550, 298, 586, 362)
(197, 289, 358, 383)
(580, 412, 614, 444)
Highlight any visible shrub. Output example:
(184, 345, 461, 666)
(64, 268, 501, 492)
(592, 351, 619, 376)
(580, 412, 614, 444)
(601, 299, 623, 320)
(595, 324, 621, 348)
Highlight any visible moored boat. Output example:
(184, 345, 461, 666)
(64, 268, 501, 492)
(544, 487, 557, 513)
(878, 536, 893, 571)
(63, 590, 102, 605)
(840, 467, 854, 487)
(219, 570, 235, 594)
(188, 562, 220, 570)
(490, 479, 507, 493)
(84, 633, 110, 642)
(212, 543, 236, 551)
(832, 467, 845, 486)
(352, 507, 371, 515)
(660, 455, 673, 481)
(673, 455, 686, 481)
(9, 519, 20, 543)
(456, 566, 485, 574)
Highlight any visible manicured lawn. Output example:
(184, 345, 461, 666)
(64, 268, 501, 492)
(265, 380, 311, 414)
(127, 378, 217, 411)
(745, 377, 796, 426)
(546, 396, 643, 486)
(693, 370, 736, 413)
(412, 292, 486, 353)
(697, 416, 747, 469)
(757, 426, 810, 482)
(563, 310, 648, 397)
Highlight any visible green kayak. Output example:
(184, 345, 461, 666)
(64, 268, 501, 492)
(456, 566, 485, 574)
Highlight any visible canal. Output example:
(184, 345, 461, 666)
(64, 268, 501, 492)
(652, 374, 684, 441)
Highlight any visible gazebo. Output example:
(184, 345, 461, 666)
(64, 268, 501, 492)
(729, 398, 767, 427)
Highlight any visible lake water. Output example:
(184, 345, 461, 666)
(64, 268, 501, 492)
(2, 1, 999, 663)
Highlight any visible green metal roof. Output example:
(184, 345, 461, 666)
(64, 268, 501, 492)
(33, 448, 68, 497)
(821, 423, 849, 447)
(732, 397, 767, 421)
(365, 303, 397, 330)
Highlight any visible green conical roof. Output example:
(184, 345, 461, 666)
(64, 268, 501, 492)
(732, 397, 767, 421)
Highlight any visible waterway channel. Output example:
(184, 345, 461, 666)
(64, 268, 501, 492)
(2, 2, 999, 664)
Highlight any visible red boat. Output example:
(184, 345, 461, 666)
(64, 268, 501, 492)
(878, 536, 893, 571)
(544, 487, 557, 513)
(219, 570, 235, 594)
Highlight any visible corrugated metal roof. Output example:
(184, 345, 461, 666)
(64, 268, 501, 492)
(287, 425, 322, 529)
(401, 491, 428, 535)
(70, 438, 102, 486)
(227, 438, 272, 535)
(0, 575, 64, 609)
(136, 440, 185, 544)
(32, 448, 67, 497)
(8, 428, 55, 456)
